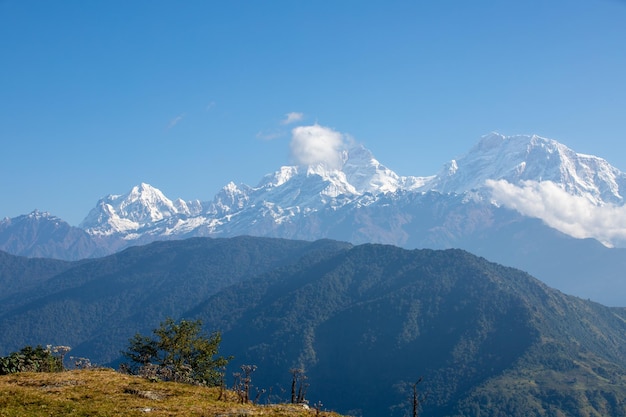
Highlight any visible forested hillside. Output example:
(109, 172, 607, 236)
(189, 244, 626, 416)
(0, 236, 351, 361)
(1, 237, 626, 416)
(0, 250, 71, 302)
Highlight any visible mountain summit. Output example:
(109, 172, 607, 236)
(80, 183, 203, 236)
(430, 132, 626, 205)
(339, 144, 431, 194)
(211, 143, 431, 216)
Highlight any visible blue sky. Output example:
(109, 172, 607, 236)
(1, 0, 625, 225)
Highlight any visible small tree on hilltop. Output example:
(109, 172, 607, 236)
(122, 317, 231, 385)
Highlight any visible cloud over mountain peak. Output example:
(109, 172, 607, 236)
(289, 124, 350, 170)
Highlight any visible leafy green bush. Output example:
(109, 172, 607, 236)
(0, 345, 64, 374)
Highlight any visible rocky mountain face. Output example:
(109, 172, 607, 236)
(2, 133, 626, 305)
(0, 211, 109, 260)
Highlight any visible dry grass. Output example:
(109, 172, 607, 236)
(0, 368, 345, 417)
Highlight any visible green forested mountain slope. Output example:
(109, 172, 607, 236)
(0, 236, 351, 361)
(1, 238, 626, 416)
(189, 244, 626, 417)
(0, 250, 71, 300)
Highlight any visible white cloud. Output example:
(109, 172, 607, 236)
(486, 179, 626, 247)
(281, 112, 304, 125)
(167, 114, 185, 130)
(290, 124, 348, 170)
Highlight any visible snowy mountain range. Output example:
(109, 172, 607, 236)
(3, 132, 626, 305)
(77, 142, 432, 239)
(73, 132, 626, 244)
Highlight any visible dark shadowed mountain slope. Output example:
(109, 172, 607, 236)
(187, 244, 626, 417)
(0, 236, 352, 362)
(0, 249, 71, 301)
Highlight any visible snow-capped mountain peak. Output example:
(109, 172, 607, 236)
(271, 144, 430, 196)
(26, 209, 57, 221)
(1, 209, 63, 226)
(428, 132, 626, 206)
(260, 166, 300, 188)
(202, 144, 426, 228)
(341, 144, 400, 193)
(120, 183, 178, 218)
(79, 182, 198, 235)
(329, 143, 429, 193)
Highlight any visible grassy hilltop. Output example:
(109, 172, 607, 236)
(0, 368, 346, 417)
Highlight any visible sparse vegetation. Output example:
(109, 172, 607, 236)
(233, 364, 259, 404)
(290, 368, 309, 405)
(0, 368, 347, 416)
